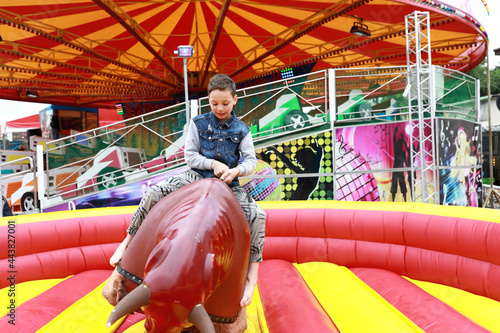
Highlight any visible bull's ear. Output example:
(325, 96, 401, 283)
(188, 304, 215, 333)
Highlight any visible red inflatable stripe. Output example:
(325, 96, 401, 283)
(262, 207, 500, 302)
(257, 259, 339, 333)
(0, 244, 118, 288)
(0, 270, 111, 332)
(0, 214, 130, 259)
(402, 212, 500, 265)
(351, 267, 490, 333)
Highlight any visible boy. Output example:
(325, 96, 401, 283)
(110, 74, 265, 308)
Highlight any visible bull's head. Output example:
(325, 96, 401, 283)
(104, 179, 250, 332)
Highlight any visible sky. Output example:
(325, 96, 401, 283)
(0, 100, 50, 132)
(472, 0, 500, 67)
(0, 0, 498, 131)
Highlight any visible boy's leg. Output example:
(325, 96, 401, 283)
(230, 186, 266, 263)
(127, 170, 203, 235)
(110, 170, 202, 267)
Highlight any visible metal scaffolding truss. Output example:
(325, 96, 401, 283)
(405, 11, 438, 204)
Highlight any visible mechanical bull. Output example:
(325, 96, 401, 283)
(103, 178, 251, 332)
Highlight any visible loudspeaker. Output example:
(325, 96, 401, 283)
(26, 128, 42, 146)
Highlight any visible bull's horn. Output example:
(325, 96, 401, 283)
(106, 284, 150, 327)
(188, 304, 215, 333)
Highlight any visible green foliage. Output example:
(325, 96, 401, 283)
(483, 177, 492, 185)
(491, 68, 500, 95)
(441, 73, 476, 106)
(466, 60, 500, 96)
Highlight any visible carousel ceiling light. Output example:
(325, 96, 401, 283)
(26, 91, 39, 98)
(350, 18, 371, 37)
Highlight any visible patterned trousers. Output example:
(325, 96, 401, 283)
(127, 169, 265, 262)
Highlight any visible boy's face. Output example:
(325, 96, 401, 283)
(208, 88, 237, 123)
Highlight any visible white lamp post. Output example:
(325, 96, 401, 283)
(175, 45, 194, 126)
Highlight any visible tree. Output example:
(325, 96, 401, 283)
(466, 60, 500, 96)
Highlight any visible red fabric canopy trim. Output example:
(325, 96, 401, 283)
(5, 109, 124, 129)
(5, 114, 40, 129)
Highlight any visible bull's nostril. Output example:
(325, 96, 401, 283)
(145, 317, 153, 331)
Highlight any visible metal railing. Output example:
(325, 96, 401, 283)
(22, 64, 480, 210)
(0, 153, 37, 215)
(44, 103, 188, 202)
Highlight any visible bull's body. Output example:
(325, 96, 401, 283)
(104, 178, 251, 332)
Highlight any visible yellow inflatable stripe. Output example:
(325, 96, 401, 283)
(0, 277, 70, 316)
(406, 277, 500, 332)
(295, 262, 424, 333)
(123, 320, 146, 332)
(4, 201, 499, 226)
(245, 285, 269, 333)
(0, 206, 137, 226)
(258, 200, 413, 212)
(37, 279, 126, 333)
(258, 201, 500, 224)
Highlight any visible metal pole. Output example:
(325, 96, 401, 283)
(36, 144, 45, 214)
(487, 45, 495, 207)
(0, 157, 2, 217)
(183, 57, 190, 126)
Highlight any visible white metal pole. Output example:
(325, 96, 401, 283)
(183, 57, 190, 126)
(36, 144, 45, 213)
(487, 45, 494, 207)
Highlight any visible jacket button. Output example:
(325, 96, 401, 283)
(217, 153, 222, 157)
(219, 138, 223, 142)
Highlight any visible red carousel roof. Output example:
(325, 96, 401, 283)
(0, 0, 489, 107)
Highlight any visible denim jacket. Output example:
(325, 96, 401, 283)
(191, 111, 249, 186)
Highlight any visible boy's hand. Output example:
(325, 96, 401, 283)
(212, 160, 228, 177)
(212, 160, 239, 183)
(220, 168, 239, 184)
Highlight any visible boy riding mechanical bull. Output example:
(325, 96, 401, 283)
(102, 74, 266, 332)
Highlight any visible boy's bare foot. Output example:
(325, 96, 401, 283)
(240, 281, 256, 307)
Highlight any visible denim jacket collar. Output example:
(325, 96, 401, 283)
(210, 110, 236, 129)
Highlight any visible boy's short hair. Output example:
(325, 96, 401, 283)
(208, 74, 237, 96)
